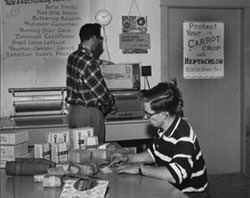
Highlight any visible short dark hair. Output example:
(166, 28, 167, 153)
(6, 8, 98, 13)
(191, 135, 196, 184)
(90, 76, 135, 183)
(79, 23, 102, 42)
(140, 79, 183, 116)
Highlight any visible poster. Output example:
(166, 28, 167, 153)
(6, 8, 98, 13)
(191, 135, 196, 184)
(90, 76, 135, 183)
(183, 21, 224, 79)
(120, 16, 150, 54)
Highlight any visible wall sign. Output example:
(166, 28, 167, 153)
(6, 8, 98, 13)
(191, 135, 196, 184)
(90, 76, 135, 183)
(120, 16, 150, 54)
(3, 0, 85, 59)
(119, 33, 150, 49)
(183, 21, 224, 79)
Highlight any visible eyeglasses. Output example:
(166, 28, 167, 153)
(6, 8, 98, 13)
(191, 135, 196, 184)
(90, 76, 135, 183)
(144, 111, 160, 119)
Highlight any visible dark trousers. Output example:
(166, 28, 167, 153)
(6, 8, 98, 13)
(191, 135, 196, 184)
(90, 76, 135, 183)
(68, 104, 105, 144)
(185, 187, 210, 198)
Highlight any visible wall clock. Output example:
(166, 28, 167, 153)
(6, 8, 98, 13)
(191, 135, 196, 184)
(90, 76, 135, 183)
(95, 9, 112, 26)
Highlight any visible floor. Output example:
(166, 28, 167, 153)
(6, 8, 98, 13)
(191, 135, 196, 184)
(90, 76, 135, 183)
(208, 172, 250, 198)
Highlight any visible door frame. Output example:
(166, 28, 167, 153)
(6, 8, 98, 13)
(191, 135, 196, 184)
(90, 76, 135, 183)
(160, 0, 250, 174)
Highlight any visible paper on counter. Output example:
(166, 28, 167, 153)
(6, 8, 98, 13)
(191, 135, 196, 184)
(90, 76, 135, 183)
(59, 179, 109, 198)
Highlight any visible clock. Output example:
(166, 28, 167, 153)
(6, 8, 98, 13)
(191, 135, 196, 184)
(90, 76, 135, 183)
(95, 9, 112, 26)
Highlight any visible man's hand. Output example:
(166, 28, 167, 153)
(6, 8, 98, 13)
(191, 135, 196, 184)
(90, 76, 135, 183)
(110, 104, 118, 114)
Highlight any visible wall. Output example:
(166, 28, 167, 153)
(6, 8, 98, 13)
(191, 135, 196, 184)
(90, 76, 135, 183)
(0, 0, 161, 117)
(160, 0, 250, 175)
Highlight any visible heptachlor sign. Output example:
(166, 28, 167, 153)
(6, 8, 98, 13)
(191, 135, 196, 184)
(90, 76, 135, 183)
(183, 21, 224, 79)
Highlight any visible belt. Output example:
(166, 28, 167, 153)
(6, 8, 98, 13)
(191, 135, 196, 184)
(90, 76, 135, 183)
(68, 102, 100, 109)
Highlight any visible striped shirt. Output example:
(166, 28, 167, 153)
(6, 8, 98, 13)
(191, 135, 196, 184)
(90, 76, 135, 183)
(65, 45, 115, 114)
(148, 116, 208, 193)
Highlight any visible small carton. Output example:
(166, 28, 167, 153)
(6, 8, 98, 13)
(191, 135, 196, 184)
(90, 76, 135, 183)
(70, 127, 94, 149)
(34, 143, 51, 161)
(51, 142, 69, 164)
(68, 149, 92, 164)
(43, 175, 62, 188)
(0, 142, 28, 159)
(47, 131, 69, 144)
(33, 174, 47, 182)
(0, 130, 29, 145)
(91, 149, 107, 161)
(0, 160, 8, 169)
(86, 136, 99, 150)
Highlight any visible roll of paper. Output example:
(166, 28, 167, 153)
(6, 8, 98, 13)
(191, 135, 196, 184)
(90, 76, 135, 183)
(15, 101, 62, 112)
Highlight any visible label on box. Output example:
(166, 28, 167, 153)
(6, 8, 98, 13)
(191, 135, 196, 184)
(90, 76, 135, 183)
(71, 127, 94, 149)
(0, 131, 29, 145)
(86, 136, 98, 150)
(33, 174, 47, 182)
(0, 160, 7, 168)
(43, 175, 62, 187)
(51, 142, 69, 164)
(47, 131, 70, 144)
(34, 143, 51, 161)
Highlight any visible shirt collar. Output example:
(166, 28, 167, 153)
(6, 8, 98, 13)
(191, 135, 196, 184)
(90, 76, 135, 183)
(78, 44, 93, 58)
(158, 116, 181, 138)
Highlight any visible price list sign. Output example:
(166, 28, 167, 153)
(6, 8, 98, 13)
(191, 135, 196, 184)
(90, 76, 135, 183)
(3, 0, 87, 59)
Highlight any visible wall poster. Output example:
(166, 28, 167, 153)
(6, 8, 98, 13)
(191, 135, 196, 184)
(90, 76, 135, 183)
(183, 21, 224, 79)
(120, 16, 150, 54)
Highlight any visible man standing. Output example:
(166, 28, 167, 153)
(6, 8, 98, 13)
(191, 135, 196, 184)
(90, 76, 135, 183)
(65, 23, 115, 144)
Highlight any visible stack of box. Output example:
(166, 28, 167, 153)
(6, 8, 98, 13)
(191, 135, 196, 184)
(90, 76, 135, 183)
(34, 143, 51, 161)
(48, 131, 70, 164)
(34, 127, 99, 165)
(0, 130, 29, 168)
(34, 130, 70, 164)
(70, 127, 94, 150)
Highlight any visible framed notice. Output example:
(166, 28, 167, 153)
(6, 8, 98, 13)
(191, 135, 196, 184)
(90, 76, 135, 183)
(183, 21, 224, 79)
(120, 16, 150, 54)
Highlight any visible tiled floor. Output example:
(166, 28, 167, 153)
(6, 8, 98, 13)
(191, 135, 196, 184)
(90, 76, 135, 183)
(208, 172, 250, 198)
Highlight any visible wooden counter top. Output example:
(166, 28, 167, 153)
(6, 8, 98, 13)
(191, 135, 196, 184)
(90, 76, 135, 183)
(0, 169, 187, 198)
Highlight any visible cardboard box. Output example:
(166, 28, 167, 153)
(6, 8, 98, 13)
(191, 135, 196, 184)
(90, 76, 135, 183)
(86, 136, 98, 150)
(47, 131, 70, 144)
(68, 149, 92, 164)
(0, 130, 29, 145)
(0, 160, 7, 169)
(34, 143, 51, 161)
(71, 127, 94, 149)
(0, 142, 28, 159)
(43, 175, 62, 187)
(51, 142, 69, 164)
(91, 149, 107, 161)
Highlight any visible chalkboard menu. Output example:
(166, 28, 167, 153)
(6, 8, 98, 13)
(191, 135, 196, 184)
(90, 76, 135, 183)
(3, 0, 91, 59)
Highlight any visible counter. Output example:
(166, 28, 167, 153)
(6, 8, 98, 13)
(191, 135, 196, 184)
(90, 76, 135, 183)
(0, 169, 187, 198)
